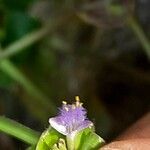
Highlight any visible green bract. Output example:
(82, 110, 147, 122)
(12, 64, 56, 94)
(74, 128, 105, 150)
(36, 126, 105, 150)
(36, 127, 65, 150)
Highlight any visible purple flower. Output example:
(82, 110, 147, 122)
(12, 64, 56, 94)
(49, 96, 93, 136)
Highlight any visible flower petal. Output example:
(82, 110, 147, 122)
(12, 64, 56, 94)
(49, 117, 67, 135)
(67, 120, 94, 140)
(78, 120, 94, 131)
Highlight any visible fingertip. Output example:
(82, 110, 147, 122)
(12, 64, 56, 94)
(100, 139, 150, 150)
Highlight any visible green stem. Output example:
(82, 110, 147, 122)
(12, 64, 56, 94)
(66, 136, 74, 150)
(127, 17, 150, 59)
(0, 59, 56, 117)
(0, 116, 40, 145)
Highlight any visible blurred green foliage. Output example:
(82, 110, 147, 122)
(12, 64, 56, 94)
(0, 0, 150, 149)
(2, 0, 33, 11)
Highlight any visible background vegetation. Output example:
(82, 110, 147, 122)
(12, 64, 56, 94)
(0, 0, 150, 149)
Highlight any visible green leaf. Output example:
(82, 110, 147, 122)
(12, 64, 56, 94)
(74, 128, 105, 150)
(36, 126, 65, 150)
(0, 116, 40, 145)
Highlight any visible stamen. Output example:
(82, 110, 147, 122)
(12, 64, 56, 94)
(62, 101, 67, 105)
(79, 103, 83, 106)
(49, 97, 92, 135)
(75, 96, 80, 106)
(75, 96, 80, 102)
(89, 123, 94, 129)
(64, 107, 69, 111)
(72, 104, 76, 109)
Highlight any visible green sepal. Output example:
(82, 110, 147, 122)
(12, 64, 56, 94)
(36, 126, 65, 150)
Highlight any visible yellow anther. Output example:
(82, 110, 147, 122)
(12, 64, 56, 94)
(75, 96, 81, 107)
(62, 101, 67, 105)
(75, 96, 80, 102)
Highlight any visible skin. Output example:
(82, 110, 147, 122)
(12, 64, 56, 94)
(100, 112, 150, 150)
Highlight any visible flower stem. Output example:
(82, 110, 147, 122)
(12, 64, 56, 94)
(66, 136, 74, 150)
(0, 116, 40, 145)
